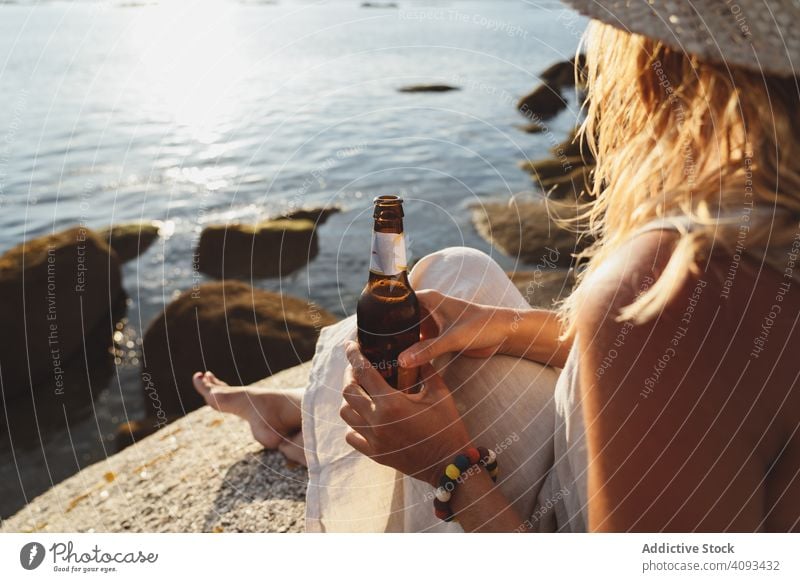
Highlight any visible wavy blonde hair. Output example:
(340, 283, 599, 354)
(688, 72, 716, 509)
(560, 21, 800, 336)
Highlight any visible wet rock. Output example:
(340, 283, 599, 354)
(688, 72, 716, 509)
(139, 281, 337, 421)
(0, 227, 126, 403)
(97, 222, 160, 263)
(281, 205, 341, 225)
(197, 219, 318, 279)
(539, 55, 586, 90)
(519, 157, 593, 201)
(517, 85, 566, 121)
(398, 84, 460, 93)
(519, 128, 596, 201)
(507, 269, 576, 309)
(471, 199, 588, 267)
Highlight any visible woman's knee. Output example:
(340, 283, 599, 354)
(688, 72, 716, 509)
(409, 246, 501, 288)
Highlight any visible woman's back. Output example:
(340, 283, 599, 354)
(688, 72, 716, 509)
(566, 226, 800, 531)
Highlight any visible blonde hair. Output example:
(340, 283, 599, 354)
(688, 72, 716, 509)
(560, 21, 800, 336)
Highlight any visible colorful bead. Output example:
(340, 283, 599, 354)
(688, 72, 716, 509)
(439, 475, 455, 491)
(445, 464, 461, 480)
(433, 497, 452, 521)
(433, 445, 498, 522)
(435, 487, 451, 503)
(434, 507, 451, 521)
(453, 454, 470, 472)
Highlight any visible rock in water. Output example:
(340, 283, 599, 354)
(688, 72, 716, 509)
(507, 269, 576, 309)
(96, 222, 160, 263)
(139, 281, 337, 421)
(539, 55, 586, 90)
(398, 84, 460, 93)
(280, 205, 341, 225)
(197, 219, 318, 279)
(517, 85, 566, 121)
(0, 227, 125, 402)
(471, 200, 588, 267)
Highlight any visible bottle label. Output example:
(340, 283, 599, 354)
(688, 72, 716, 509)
(369, 232, 407, 276)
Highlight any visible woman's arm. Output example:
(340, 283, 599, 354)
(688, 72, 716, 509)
(434, 462, 526, 532)
(398, 290, 573, 369)
(497, 307, 573, 368)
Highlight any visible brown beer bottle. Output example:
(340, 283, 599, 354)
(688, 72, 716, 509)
(357, 195, 420, 391)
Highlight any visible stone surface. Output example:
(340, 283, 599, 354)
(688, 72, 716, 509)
(135, 282, 336, 426)
(539, 55, 586, 90)
(280, 205, 341, 225)
(471, 199, 588, 267)
(197, 219, 318, 280)
(507, 269, 575, 309)
(517, 85, 566, 121)
(96, 222, 160, 263)
(0, 227, 125, 402)
(1, 363, 312, 533)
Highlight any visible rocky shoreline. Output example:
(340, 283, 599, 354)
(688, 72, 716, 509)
(1, 58, 587, 530)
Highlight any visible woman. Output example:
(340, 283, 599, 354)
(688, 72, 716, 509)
(193, 0, 800, 532)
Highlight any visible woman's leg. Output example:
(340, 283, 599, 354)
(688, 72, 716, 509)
(191, 371, 307, 464)
(403, 247, 558, 531)
(303, 246, 558, 532)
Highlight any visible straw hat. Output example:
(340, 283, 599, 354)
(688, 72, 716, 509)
(562, 0, 800, 77)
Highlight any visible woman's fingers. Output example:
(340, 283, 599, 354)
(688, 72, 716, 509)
(344, 341, 394, 397)
(339, 400, 373, 434)
(398, 335, 454, 368)
(344, 429, 373, 456)
(342, 380, 375, 418)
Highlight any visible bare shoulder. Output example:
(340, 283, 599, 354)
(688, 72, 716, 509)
(576, 229, 800, 531)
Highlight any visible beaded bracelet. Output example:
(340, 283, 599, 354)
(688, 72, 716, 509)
(433, 446, 498, 522)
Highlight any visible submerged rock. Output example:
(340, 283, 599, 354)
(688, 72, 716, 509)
(471, 199, 588, 267)
(0, 227, 126, 403)
(97, 222, 160, 263)
(398, 84, 460, 93)
(281, 205, 341, 225)
(197, 219, 318, 279)
(137, 282, 337, 425)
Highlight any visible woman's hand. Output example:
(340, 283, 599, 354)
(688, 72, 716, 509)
(397, 289, 515, 369)
(340, 340, 472, 486)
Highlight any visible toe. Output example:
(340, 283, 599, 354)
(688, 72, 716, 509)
(192, 372, 210, 397)
(205, 371, 227, 387)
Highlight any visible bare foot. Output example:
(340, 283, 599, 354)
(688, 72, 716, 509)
(192, 371, 306, 466)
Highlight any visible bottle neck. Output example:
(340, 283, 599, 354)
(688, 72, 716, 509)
(369, 226, 408, 282)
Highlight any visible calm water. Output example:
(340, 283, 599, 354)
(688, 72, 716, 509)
(0, 0, 585, 518)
